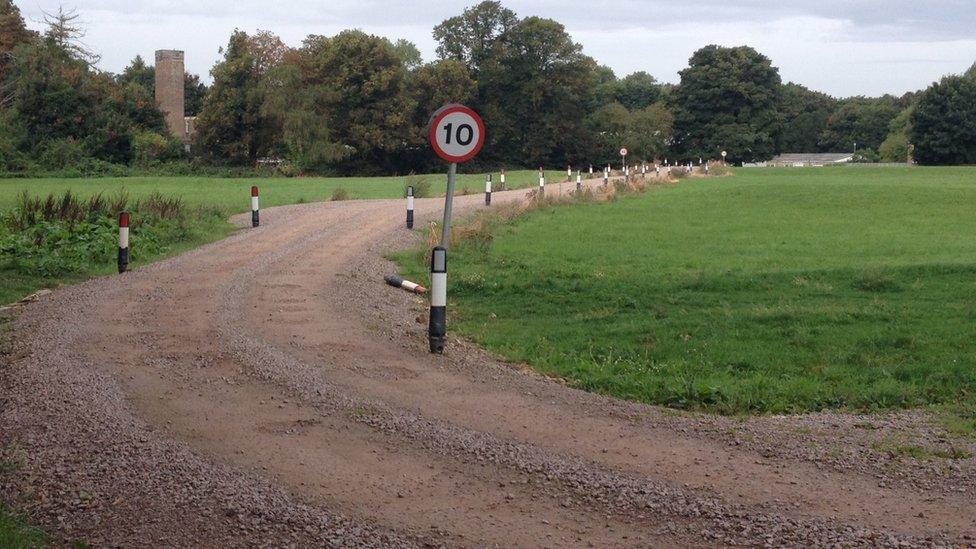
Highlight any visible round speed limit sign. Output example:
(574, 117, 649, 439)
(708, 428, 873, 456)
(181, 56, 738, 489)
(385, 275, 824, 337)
(620, 148, 628, 156)
(429, 104, 485, 163)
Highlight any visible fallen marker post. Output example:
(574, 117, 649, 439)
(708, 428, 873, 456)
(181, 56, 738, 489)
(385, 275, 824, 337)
(118, 211, 130, 274)
(406, 185, 415, 229)
(251, 186, 260, 228)
(384, 274, 427, 295)
(484, 173, 492, 206)
(427, 103, 485, 353)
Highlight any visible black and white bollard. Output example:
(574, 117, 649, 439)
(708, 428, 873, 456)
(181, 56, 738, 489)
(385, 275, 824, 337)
(428, 246, 447, 353)
(538, 167, 545, 197)
(251, 186, 260, 228)
(485, 174, 492, 206)
(500, 169, 507, 191)
(589, 164, 593, 176)
(118, 211, 130, 274)
(576, 170, 582, 192)
(641, 163, 647, 179)
(406, 185, 415, 228)
(705, 163, 710, 174)
(604, 166, 609, 186)
(567, 165, 572, 182)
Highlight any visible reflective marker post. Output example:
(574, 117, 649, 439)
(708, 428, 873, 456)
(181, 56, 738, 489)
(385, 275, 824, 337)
(251, 186, 260, 228)
(576, 170, 582, 193)
(538, 166, 545, 198)
(428, 246, 448, 353)
(485, 173, 492, 206)
(406, 185, 415, 229)
(118, 211, 130, 274)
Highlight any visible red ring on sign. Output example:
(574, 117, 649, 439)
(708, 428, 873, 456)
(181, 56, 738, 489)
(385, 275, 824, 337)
(429, 104, 485, 164)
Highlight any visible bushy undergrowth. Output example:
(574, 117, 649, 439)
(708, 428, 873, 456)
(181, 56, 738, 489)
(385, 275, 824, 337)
(0, 189, 227, 302)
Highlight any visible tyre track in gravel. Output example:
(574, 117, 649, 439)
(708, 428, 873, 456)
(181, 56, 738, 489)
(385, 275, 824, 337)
(3, 176, 974, 547)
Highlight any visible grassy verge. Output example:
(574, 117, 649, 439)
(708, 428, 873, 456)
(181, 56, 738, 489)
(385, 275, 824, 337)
(0, 170, 563, 212)
(0, 506, 47, 549)
(0, 191, 233, 304)
(394, 167, 976, 426)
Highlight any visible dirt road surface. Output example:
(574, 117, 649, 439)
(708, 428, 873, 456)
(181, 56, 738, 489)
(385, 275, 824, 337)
(2, 178, 974, 547)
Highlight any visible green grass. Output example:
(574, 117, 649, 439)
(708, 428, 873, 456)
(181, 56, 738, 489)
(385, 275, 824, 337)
(0, 506, 47, 548)
(396, 167, 976, 419)
(0, 170, 559, 213)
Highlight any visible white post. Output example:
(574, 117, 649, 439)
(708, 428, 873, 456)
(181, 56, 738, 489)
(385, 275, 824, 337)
(406, 185, 415, 228)
(117, 212, 129, 273)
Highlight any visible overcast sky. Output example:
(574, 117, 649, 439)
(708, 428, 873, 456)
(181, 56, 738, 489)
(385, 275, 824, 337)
(16, 0, 976, 98)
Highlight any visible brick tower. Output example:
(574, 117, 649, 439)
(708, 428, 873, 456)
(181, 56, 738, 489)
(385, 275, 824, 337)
(154, 50, 185, 141)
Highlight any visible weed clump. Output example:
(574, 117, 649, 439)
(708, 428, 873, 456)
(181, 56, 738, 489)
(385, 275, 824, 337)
(330, 187, 350, 201)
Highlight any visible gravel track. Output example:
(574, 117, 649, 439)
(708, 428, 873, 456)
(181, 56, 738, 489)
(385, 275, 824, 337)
(2, 176, 974, 547)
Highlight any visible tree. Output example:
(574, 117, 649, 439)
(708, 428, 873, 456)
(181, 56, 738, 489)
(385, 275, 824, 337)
(910, 75, 976, 165)
(625, 102, 673, 161)
(586, 102, 629, 165)
(288, 30, 412, 172)
(247, 30, 289, 77)
(392, 39, 423, 72)
(615, 71, 660, 111)
(478, 16, 597, 165)
(42, 7, 99, 66)
(0, 0, 36, 83)
(774, 83, 836, 153)
(878, 108, 912, 163)
(818, 97, 900, 153)
(195, 30, 266, 164)
(184, 72, 207, 116)
(670, 45, 781, 163)
(433, 0, 517, 75)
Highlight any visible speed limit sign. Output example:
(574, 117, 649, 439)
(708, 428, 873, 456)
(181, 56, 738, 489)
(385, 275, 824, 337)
(429, 104, 485, 164)
(620, 148, 628, 157)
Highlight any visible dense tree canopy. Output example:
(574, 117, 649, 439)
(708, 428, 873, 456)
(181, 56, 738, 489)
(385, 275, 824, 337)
(670, 45, 782, 163)
(2, 0, 972, 175)
(910, 75, 976, 165)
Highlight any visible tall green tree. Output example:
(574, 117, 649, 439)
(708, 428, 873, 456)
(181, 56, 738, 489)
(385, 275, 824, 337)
(0, 0, 36, 84)
(288, 30, 412, 172)
(774, 83, 836, 153)
(910, 75, 976, 165)
(671, 45, 781, 163)
(625, 102, 673, 162)
(433, 1, 517, 75)
(615, 71, 660, 111)
(392, 39, 423, 72)
(818, 97, 900, 153)
(195, 30, 268, 164)
(477, 16, 596, 165)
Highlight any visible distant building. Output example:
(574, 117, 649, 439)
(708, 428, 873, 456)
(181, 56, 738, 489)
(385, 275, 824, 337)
(768, 153, 854, 167)
(155, 49, 196, 152)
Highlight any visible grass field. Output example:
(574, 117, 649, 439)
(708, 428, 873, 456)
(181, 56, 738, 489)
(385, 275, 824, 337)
(0, 169, 559, 304)
(0, 169, 559, 213)
(396, 167, 976, 423)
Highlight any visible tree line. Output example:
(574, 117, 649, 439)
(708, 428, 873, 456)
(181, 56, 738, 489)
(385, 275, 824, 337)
(2, 0, 975, 176)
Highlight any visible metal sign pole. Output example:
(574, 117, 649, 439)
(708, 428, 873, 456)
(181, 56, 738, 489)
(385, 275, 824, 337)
(441, 162, 457, 249)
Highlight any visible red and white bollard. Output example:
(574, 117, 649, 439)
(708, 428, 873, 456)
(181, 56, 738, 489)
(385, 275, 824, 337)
(385, 274, 426, 294)
(428, 246, 447, 353)
(406, 185, 415, 228)
(485, 173, 492, 206)
(118, 211, 130, 274)
(251, 186, 260, 228)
